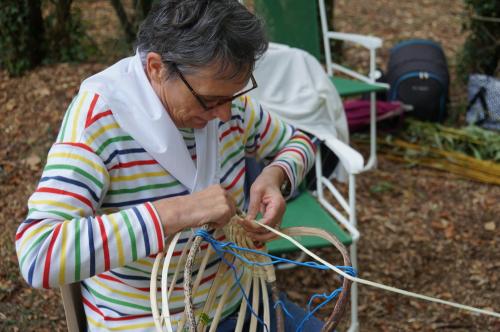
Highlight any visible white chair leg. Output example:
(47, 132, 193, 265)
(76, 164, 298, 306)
(347, 242, 359, 332)
(348, 173, 359, 332)
(362, 91, 377, 171)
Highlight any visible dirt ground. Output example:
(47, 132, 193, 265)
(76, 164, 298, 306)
(0, 0, 498, 331)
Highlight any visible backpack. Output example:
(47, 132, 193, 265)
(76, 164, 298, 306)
(466, 74, 500, 131)
(387, 39, 449, 122)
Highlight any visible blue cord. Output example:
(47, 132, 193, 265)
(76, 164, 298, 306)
(274, 300, 294, 320)
(195, 229, 356, 275)
(194, 229, 357, 332)
(214, 246, 270, 332)
(296, 289, 343, 332)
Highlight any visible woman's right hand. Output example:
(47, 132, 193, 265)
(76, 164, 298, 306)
(152, 184, 236, 234)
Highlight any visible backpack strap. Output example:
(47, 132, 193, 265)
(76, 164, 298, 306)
(467, 86, 490, 124)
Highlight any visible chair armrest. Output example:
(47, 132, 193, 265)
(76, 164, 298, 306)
(322, 135, 364, 174)
(326, 31, 382, 50)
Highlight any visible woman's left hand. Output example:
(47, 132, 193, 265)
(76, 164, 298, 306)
(240, 166, 288, 244)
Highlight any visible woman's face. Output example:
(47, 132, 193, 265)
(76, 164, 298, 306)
(146, 52, 250, 129)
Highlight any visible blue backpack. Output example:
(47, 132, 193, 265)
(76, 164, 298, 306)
(387, 39, 450, 122)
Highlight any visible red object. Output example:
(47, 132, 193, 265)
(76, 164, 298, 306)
(344, 100, 404, 132)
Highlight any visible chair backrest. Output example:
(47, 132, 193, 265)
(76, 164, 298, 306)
(248, 42, 349, 147)
(253, 0, 323, 60)
(247, 42, 355, 180)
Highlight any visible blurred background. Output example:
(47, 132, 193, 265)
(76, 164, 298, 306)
(0, 0, 499, 331)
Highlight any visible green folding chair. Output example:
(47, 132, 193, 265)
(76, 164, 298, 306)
(243, 1, 391, 330)
(253, 0, 389, 172)
(246, 40, 363, 331)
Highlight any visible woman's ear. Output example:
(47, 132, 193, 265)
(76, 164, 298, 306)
(145, 52, 165, 84)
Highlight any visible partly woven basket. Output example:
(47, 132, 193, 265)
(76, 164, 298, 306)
(150, 212, 352, 332)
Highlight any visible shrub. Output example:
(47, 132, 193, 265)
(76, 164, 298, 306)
(43, 0, 97, 63)
(457, 0, 500, 81)
(0, 0, 44, 76)
(0, 0, 96, 76)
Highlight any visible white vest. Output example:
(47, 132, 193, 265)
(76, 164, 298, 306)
(80, 52, 219, 193)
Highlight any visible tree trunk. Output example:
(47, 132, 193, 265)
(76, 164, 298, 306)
(26, 0, 45, 66)
(136, 0, 154, 22)
(109, 0, 136, 44)
(51, 0, 73, 59)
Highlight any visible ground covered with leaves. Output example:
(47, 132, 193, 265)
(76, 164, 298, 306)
(0, 0, 499, 331)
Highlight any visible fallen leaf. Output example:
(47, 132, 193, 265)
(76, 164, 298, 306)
(444, 224, 454, 239)
(484, 222, 496, 231)
(35, 87, 51, 97)
(24, 154, 41, 171)
(5, 99, 16, 111)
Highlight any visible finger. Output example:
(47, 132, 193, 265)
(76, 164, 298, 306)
(246, 186, 264, 222)
(225, 192, 237, 218)
(258, 202, 281, 228)
(246, 199, 260, 223)
(238, 218, 268, 234)
(241, 200, 280, 234)
(250, 230, 279, 243)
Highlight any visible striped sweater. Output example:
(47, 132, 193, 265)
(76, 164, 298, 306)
(16, 90, 315, 331)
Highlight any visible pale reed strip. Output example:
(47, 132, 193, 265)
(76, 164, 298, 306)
(260, 277, 271, 331)
(189, 247, 214, 332)
(249, 276, 260, 332)
(169, 235, 194, 299)
(191, 245, 215, 299)
(235, 276, 253, 332)
(150, 251, 164, 332)
(260, 223, 500, 320)
(160, 232, 181, 332)
(208, 275, 233, 332)
(200, 254, 234, 326)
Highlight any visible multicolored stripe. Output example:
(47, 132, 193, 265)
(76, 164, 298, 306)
(16, 90, 314, 331)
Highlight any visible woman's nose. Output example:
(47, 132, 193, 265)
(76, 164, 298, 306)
(212, 103, 232, 122)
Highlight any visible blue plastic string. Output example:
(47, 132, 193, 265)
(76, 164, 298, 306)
(194, 229, 357, 332)
(212, 243, 269, 332)
(274, 300, 294, 320)
(296, 288, 343, 332)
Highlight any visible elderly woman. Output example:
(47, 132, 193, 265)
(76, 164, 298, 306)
(16, 0, 320, 331)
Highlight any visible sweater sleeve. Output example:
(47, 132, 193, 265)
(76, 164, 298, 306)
(241, 96, 316, 195)
(15, 142, 165, 289)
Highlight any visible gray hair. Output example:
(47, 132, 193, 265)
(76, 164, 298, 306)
(136, 0, 268, 80)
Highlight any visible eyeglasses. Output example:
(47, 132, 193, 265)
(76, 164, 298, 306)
(173, 64, 258, 111)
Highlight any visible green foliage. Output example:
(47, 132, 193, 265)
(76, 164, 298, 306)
(43, 4, 98, 63)
(369, 181, 394, 194)
(198, 312, 211, 326)
(403, 119, 500, 162)
(0, 0, 44, 76)
(0, 0, 97, 76)
(457, 0, 500, 82)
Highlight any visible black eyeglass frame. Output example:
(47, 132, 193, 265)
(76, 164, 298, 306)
(173, 64, 258, 111)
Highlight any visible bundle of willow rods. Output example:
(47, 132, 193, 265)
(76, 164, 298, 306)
(355, 119, 500, 185)
(402, 119, 500, 162)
